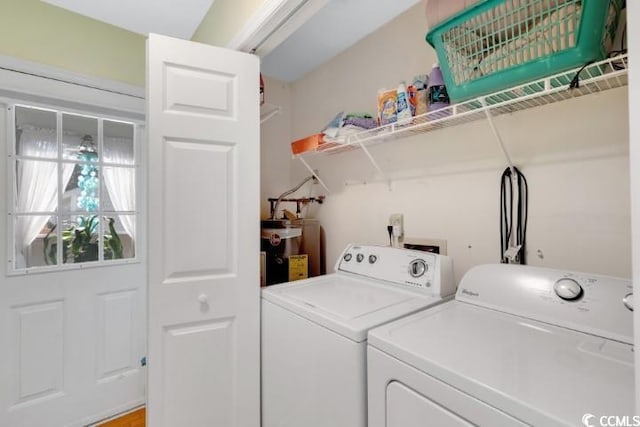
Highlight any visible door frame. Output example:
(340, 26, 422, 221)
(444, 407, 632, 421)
(226, 0, 329, 57)
(626, 1, 640, 416)
(0, 54, 144, 114)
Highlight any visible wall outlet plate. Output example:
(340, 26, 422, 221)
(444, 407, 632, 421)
(389, 213, 403, 238)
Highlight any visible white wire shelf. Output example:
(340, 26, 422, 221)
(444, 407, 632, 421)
(261, 103, 281, 124)
(298, 54, 628, 157)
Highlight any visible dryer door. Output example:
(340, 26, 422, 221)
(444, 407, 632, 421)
(387, 382, 472, 427)
(368, 347, 527, 427)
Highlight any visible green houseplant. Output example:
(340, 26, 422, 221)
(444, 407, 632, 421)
(43, 215, 124, 265)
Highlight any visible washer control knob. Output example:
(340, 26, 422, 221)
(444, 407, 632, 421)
(409, 259, 427, 278)
(553, 278, 583, 301)
(343, 253, 352, 262)
(356, 253, 364, 263)
(623, 293, 633, 311)
(368, 255, 377, 264)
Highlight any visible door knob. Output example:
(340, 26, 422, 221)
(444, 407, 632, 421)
(197, 294, 208, 304)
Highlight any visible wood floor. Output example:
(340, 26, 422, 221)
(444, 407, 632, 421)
(96, 408, 145, 427)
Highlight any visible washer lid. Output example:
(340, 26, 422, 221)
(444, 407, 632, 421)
(368, 301, 634, 426)
(262, 274, 445, 342)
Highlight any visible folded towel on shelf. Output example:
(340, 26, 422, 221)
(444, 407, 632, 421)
(343, 116, 378, 129)
(322, 112, 377, 143)
(323, 125, 371, 144)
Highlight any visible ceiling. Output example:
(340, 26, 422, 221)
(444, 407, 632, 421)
(261, 0, 421, 82)
(41, 0, 421, 82)
(41, 0, 215, 39)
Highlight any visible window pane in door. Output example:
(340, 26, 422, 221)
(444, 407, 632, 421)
(104, 121, 134, 165)
(15, 106, 57, 158)
(62, 163, 101, 214)
(15, 159, 59, 214)
(14, 215, 58, 269)
(103, 215, 135, 260)
(60, 215, 100, 264)
(62, 114, 98, 161)
(102, 166, 135, 212)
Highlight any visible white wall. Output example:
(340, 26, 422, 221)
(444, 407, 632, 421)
(262, 3, 632, 283)
(261, 76, 293, 219)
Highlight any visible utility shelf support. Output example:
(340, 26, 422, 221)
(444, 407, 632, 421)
(480, 97, 516, 175)
(297, 155, 330, 193)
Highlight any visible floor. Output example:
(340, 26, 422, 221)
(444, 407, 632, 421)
(96, 408, 145, 427)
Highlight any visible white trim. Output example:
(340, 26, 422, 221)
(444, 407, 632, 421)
(0, 54, 144, 98)
(0, 54, 145, 116)
(627, 0, 640, 416)
(226, 0, 328, 57)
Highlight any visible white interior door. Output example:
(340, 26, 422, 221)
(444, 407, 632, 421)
(146, 34, 260, 427)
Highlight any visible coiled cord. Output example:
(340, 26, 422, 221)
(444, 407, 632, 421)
(500, 167, 528, 264)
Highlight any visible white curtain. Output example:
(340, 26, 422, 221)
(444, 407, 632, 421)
(15, 129, 74, 266)
(103, 137, 136, 241)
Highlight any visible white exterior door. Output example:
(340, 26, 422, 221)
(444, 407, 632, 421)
(0, 100, 146, 425)
(146, 34, 260, 427)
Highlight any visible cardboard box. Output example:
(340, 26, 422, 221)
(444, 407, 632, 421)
(291, 133, 324, 155)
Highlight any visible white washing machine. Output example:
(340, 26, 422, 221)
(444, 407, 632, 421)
(261, 244, 455, 427)
(368, 264, 634, 427)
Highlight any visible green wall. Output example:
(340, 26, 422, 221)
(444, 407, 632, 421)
(0, 0, 145, 86)
(192, 0, 263, 47)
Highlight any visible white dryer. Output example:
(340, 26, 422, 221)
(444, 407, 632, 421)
(261, 244, 455, 427)
(368, 264, 634, 427)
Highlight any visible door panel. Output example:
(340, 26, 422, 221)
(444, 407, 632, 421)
(12, 300, 65, 404)
(164, 65, 235, 117)
(1, 269, 146, 427)
(96, 290, 138, 381)
(147, 34, 260, 427)
(163, 319, 234, 426)
(163, 139, 233, 277)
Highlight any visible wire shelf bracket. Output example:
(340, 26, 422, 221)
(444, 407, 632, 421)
(260, 103, 281, 124)
(297, 155, 330, 193)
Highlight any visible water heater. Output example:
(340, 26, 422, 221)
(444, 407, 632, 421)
(260, 219, 322, 286)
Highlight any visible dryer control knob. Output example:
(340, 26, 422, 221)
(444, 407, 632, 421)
(409, 259, 427, 278)
(623, 293, 633, 311)
(553, 278, 583, 301)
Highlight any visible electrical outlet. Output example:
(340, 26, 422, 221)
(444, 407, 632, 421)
(389, 213, 403, 239)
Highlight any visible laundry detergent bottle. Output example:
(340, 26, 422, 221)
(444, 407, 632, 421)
(427, 63, 450, 112)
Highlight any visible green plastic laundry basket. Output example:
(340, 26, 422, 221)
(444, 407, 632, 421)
(426, 0, 624, 102)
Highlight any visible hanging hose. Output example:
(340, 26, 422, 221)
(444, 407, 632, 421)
(271, 175, 316, 219)
(500, 167, 528, 264)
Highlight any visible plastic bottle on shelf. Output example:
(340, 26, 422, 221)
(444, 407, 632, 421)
(396, 81, 412, 123)
(427, 64, 450, 112)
